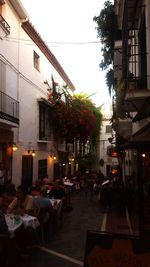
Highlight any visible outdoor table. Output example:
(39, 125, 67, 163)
(49, 198, 62, 217)
(63, 181, 74, 187)
(5, 214, 22, 238)
(5, 213, 40, 238)
(63, 181, 74, 211)
(21, 214, 40, 229)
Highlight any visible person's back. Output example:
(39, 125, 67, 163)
(33, 196, 51, 209)
(16, 185, 34, 215)
(0, 210, 8, 234)
(33, 187, 52, 210)
(49, 181, 65, 200)
(50, 187, 65, 199)
(1, 184, 18, 213)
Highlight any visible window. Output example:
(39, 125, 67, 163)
(38, 159, 47, 179)
(39, 104, 46, 140)
(106, 125, 111, 134)
(138, 13, 147, 88)
(33, 51, 40, 71)
(39, 102, 53, 141)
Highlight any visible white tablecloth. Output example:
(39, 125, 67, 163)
(50, 199, 62, 217)
(5, 214, 40, 238)
(63, 181, 74, 186)
(21, 214, 40, 229)
(5, 214, 22, 238)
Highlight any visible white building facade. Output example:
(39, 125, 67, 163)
(0, 0, 75, 188)
(99, 103, 118, 178)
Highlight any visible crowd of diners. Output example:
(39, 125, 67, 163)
(0, 178, 66, 216)
(1, 169, 127, 266)
(0, 177, 68, 266)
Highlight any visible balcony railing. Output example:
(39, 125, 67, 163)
(0, 91, 19, 124)
(0, 14, 10, 35)
(122, 1, 147, 91)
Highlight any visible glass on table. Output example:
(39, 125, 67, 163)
(14, 214, 20, 224)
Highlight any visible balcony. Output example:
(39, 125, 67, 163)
(120, 1, 149, 113)
(0, 91, 19, 125)
(0, 15, 10, 35)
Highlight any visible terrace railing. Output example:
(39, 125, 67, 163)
(0, 91, 19, 124)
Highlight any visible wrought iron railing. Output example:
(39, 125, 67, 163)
(0, 91, 19, 124)
(0, 15, 10, 35)
(122, 0, 147, 91)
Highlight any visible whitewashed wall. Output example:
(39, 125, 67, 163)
(1, 0, 73, 186)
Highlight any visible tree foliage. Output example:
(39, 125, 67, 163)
(50, 92, 103, 147)
(93, 0, 114, 95)
(93, 0, 114, 69)
(105, 68, 114, 96)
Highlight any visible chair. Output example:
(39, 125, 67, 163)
(0, 234, 19, 266)
(36, 206, 51, 243)
(0, 234, 9, 266)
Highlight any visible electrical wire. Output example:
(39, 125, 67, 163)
(4, 36, 100, 47)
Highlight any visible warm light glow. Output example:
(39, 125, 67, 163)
(32, 150, 35, 157)
(111, 169, 117, 174)
(12, 143, 18, 152)
(53, 155, 56, 160)
(62, 163, 65, 166)
(142, 153, 146, 158)
(71, 157, 75, 162)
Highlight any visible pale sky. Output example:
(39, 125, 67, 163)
(20, 0, 111, 107)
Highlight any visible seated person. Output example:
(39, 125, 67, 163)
(33, 187, 53, 209)
(1, 184, 18, 213)
(33, 187, 57, 233)
(42, 174, 50, 185)
(16, 185, 34, 215)
(49, 180, 66, 200)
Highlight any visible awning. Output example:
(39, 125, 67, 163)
(123, 96, 146, 112)
(132, 96, 150, 122)
(120, 123, 150, 149)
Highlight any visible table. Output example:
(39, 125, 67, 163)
(50, 199, 62, 217)
(21, 214, 40, 229)
(63, 181, 74, 211)
(5, 214, 40, 238)
(63, 181, 74, 187)
(5, 214, 22, 238)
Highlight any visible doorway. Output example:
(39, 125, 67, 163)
(54, 162, 60, 180)
(21, 155, 33, 190)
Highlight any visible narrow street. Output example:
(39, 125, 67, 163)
(19, 188, 136, 267)
(19, 190, 104, 267)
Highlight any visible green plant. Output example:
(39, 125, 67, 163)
(49, 92, 103, 148)
(93, 0, 114, 95)
(115, 77, 126, 118)
(93, 0, 114, 70)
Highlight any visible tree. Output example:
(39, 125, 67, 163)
(50, 92, 102, 148)
(72, 93, 103, 146)
(93, 0, 114, 95)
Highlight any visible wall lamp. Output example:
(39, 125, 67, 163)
(49, 151, 56, 160)
(28, 149, 35, 157)
(9, 143, 18, 152)
(69, 153, 75, 162)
